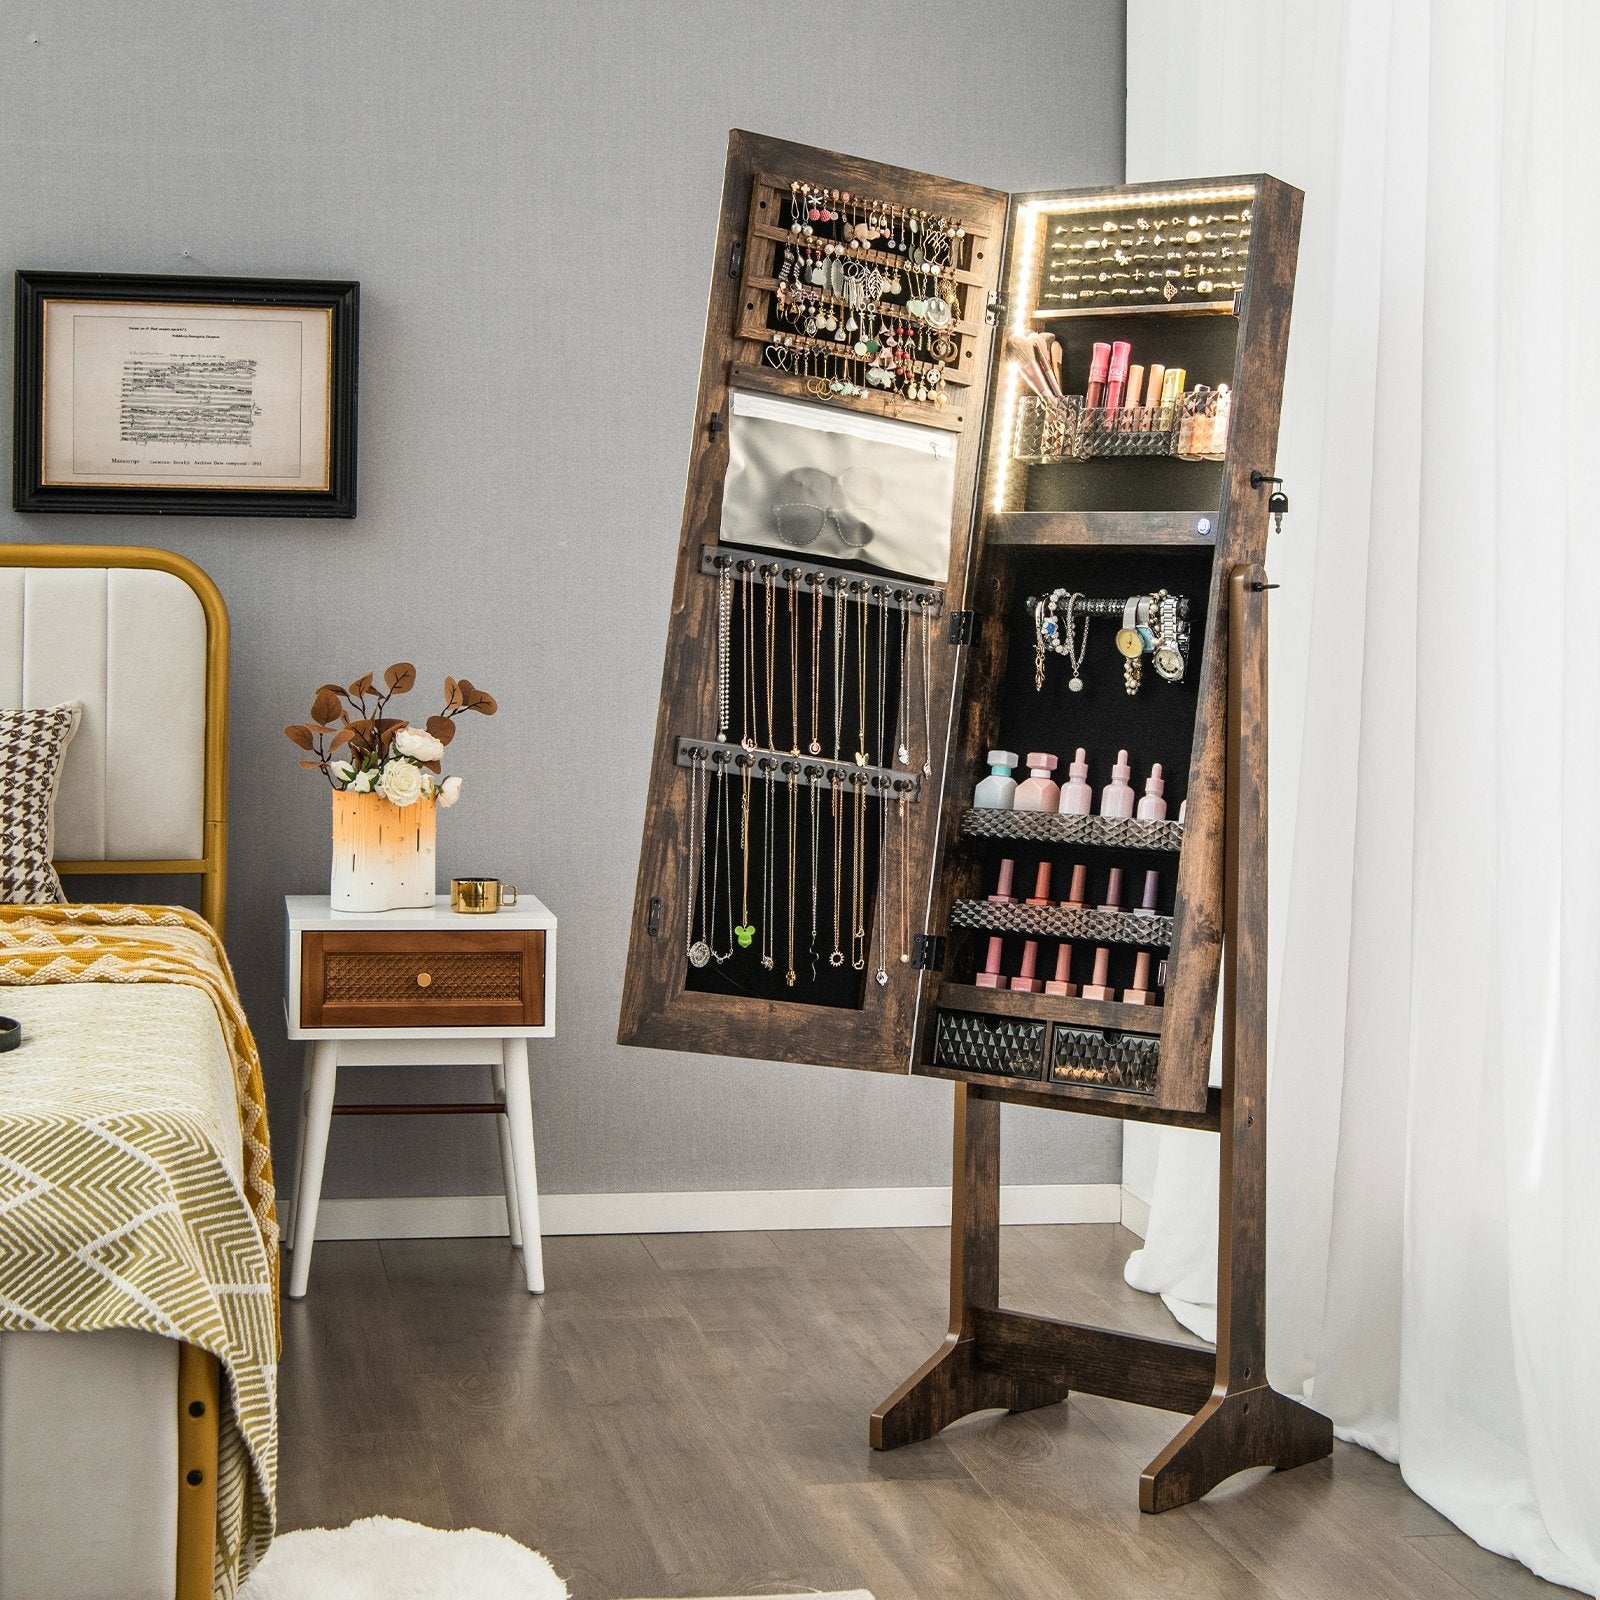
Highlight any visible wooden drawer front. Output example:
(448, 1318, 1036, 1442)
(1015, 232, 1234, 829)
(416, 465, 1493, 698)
(302, 930, 545, 1028)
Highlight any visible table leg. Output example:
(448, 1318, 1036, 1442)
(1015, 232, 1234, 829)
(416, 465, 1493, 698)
(500, 1038, 545, 1293)
(490, 1056, 523, 1248)
(287, 1041, 338, 1300)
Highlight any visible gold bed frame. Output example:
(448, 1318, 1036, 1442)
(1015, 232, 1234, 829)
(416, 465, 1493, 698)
(1, 542, 229, 1600)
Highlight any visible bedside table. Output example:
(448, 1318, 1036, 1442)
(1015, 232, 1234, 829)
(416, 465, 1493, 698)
(284, 893, 557, 1298)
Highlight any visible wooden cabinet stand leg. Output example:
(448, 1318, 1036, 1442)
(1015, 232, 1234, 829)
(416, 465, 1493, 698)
(501, 1038, 545, 1294)
(1139, 565, 1331, 1510)
(872, 1086, 1068, 1448)
(287, 1041, 337, 1300)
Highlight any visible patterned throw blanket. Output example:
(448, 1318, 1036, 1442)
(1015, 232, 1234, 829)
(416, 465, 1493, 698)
(0, 902, 279, 1598)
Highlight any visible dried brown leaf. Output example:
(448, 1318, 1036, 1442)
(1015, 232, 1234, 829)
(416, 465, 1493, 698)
(425, 715, 457, 747)
(310, 687, 343, 724)
(348, 672, 375, 699)
(328, 726, 354, 753)
(298, 758, 324, 769)
(384, 662, 416, 694)
(284, 725, 316, 750)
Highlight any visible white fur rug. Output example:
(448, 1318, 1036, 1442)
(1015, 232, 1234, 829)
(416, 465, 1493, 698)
(240, 1515, 872, 1600)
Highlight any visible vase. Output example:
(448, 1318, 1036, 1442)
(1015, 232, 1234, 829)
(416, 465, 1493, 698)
(330, 790, 437, 912)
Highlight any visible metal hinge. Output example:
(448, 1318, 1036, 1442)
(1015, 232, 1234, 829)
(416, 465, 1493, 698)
(947, 609, 980, 646)
(647, 897, 662, 936)
(911, 934, 946, 971)
(984, 291, 1006, 326)
(728, 240, 744, 279)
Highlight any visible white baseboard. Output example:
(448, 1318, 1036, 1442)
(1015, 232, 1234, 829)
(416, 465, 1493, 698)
(1120, 1185, 1151, 1239)
(309, 1182, 1122, 1241)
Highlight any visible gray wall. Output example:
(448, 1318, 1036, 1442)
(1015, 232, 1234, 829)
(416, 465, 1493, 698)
(0, 1, 1127, 1202)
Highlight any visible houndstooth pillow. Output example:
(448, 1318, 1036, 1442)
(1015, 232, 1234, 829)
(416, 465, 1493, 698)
(1, 701, 83, 903)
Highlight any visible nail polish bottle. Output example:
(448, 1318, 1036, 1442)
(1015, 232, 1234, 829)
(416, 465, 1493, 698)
(1099, 750, 1135, 818)
(1123, 950, 1159, 1005)
(1137, 762, 1167, 821)
(1135, 869, 1161, 917)
(1010, 940, 1044, 993)
(1026, 862, 1053, 905)
(1014, 751, 1060, 812)
(988, 858, 1018, 904)
(974, 749, 1019, 810)
(1056, 747, 1093, 815)
(1044, 943, 1077, 997)
(975, 935, 1006, 989)
(1099, 867, 1124, 911)
(1080, 945, 1115, 1000)
(1060, 862, 1088, 908)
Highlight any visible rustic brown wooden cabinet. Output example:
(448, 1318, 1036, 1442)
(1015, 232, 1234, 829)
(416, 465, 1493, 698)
(619, 130, 1331, 1509)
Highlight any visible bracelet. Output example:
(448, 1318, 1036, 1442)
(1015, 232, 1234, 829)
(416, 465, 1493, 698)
(0, 1016, 21, 1054)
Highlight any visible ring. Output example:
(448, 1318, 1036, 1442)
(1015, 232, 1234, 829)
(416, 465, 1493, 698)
(0, 1016, 21, 1054)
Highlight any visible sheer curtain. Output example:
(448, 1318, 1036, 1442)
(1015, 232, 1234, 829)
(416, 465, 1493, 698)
(1123, 1, 1600, 1589)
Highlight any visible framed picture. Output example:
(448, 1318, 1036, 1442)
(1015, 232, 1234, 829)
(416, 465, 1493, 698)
(12, 270, 359, 517)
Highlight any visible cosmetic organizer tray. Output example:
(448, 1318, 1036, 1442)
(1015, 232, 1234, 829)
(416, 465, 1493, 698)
(960, 806, 1183, 852)
(1011, 393, 1229, 465)
(949, 899, 1172, 948)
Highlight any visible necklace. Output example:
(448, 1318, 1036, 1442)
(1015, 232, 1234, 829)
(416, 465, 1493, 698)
(855, 586, 870, 766)
(785, 766, 799, 987)
(686, 754, 710, 968)
(716, 559, 732, 740)
(874, 787, 889, 987)
(809, 577, 823, 755)
(787, 570, 801, 754)
(735, 761, 754, 948)
(1062, 591, 1090, 692)
(740, 563, 757, 751)
(851, 778, 867, 971)
(919, 597, 933, 777)
(876, 586, 889, 767)
(709, 757, 733, 962)
(829, 775, 845, 967)
(760, 763, 776, 971)
(831, 583, 847, 760)
(897, 603, 912, 765)
(809, 778, 821, 977)
(763, 566, 777, 750)
(898, 790, 912, 963)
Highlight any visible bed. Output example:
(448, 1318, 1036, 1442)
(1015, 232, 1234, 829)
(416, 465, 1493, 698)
(0, 544, 277, 1600)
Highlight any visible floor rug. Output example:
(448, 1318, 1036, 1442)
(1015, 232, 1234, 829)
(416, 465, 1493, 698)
(239, 1515, 873, 1600)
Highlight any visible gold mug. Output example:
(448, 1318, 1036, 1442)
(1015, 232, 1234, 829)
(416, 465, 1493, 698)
(450, 877, 518, 914)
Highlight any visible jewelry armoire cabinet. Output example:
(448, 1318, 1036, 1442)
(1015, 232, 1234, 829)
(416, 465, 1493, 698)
(619, 130, 1331, 1510)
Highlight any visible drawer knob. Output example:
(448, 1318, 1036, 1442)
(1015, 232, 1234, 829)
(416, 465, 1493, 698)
(415, 971, 433, 989)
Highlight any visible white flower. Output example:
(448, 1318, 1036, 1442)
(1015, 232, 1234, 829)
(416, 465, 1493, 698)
(438, 774, 463, 808)
(393, 725, 446, 763)
(329, 759, 356, 786)
(349, 768, 375, 793)
(376, 758, 425, 807)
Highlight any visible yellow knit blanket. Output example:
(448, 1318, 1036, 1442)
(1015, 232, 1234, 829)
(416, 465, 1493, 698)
(0, 901, 279, 1597)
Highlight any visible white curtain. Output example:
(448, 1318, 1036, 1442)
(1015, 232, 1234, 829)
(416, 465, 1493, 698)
(1123, 1, 1600, 1590)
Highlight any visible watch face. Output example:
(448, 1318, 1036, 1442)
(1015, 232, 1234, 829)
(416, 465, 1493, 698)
(1153, 645, 1185, 680)
(1116, 627, 1145, 659)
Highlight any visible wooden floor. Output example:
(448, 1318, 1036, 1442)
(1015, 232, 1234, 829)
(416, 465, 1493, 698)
(279, 1225, 1555, 1600)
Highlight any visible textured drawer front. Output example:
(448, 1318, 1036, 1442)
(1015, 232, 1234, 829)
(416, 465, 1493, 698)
(301, 930, 545, 1028)
(1050, 1026, 1159, 1094)
(933, 1010, 1046, 1080)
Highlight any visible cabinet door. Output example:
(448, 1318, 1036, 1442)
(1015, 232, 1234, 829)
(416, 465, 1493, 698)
(618, 130, 1007, 1072)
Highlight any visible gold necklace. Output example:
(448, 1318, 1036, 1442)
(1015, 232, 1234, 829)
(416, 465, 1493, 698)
(873, 787, 889, 987)
(855, 585, 869, 766)
(788, 570, 801, 755)
(760, 761, 776, 971)
(851, 776, 867, 971)
(740, 563, 757, 751)
(763, 566, 777, 752)
(809, 576, 823, 755)
(829, 774, 845, 968)
(898, 790, 911, 964)
(785, 766, 798, 987)
(735, 762, 754, 948)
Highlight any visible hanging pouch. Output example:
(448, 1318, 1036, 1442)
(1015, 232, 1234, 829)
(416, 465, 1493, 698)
(721, 390, 956, 583)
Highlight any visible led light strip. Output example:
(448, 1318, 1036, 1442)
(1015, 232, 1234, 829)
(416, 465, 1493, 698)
(1031, 183, 1257, 216)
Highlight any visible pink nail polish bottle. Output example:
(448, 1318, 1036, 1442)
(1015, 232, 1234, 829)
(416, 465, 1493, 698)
(1010, 939, 1044, 993)
(975, 935, 1006, 989)
(1014, 751, 1060, 812)
(1099, 867, 1124, 911)
(1026, 862, 1053, 905)
(1123, 950, 1158, 1005)
(1080, 945, 1115, 1000)
(988, 858, 1018, 904)
(1044, 943, 1077, 997)
(1060, 863, 1088, 909)
(1137, 762, 1167, 821)
(1134, 869, 1161, 916)
(1099, 750, 1135, 818)
(1056, 747, 1093, 815)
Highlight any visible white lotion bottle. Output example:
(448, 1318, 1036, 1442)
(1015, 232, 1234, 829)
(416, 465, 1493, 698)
(1099, 749, 1135, 818)
(973, 750, 1019, 810)
(1136, 762, 1167, 821)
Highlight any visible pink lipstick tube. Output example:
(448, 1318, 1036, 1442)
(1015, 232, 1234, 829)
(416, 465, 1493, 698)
(1084, 342, 1111, 409)
(1104, 341, 1132, 411)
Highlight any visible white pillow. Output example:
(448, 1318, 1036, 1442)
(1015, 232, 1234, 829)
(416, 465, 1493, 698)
(1, 701, 83, 903)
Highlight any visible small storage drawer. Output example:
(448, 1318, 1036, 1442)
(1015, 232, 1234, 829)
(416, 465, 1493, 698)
(300, 929, 545, 1029)
(1050, 1026, 1159, 1095)
(933, 1010, 1047, 1080)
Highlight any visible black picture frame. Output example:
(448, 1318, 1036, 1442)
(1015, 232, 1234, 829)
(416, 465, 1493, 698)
(13, 270, 359, 517)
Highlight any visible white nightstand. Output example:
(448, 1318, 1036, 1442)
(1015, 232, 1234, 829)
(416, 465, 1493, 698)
(284, 893, 558, 1297)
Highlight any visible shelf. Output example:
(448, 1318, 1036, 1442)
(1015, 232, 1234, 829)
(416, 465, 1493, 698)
(986, 511, 1216, 547)
(1031, 300, 1239, 321)
(951, 898, 1172, 948)
(727, 364, 966, 432)
(910, 1057, 1221, 1128)
(937, 981, 1161, 1034)
(960, 807, 1184, 853)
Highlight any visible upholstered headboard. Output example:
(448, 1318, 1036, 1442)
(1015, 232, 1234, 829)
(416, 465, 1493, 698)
(0, 545, 229, 931)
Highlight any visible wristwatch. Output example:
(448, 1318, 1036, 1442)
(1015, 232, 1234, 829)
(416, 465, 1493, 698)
(1152, 591, 1185, 681)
